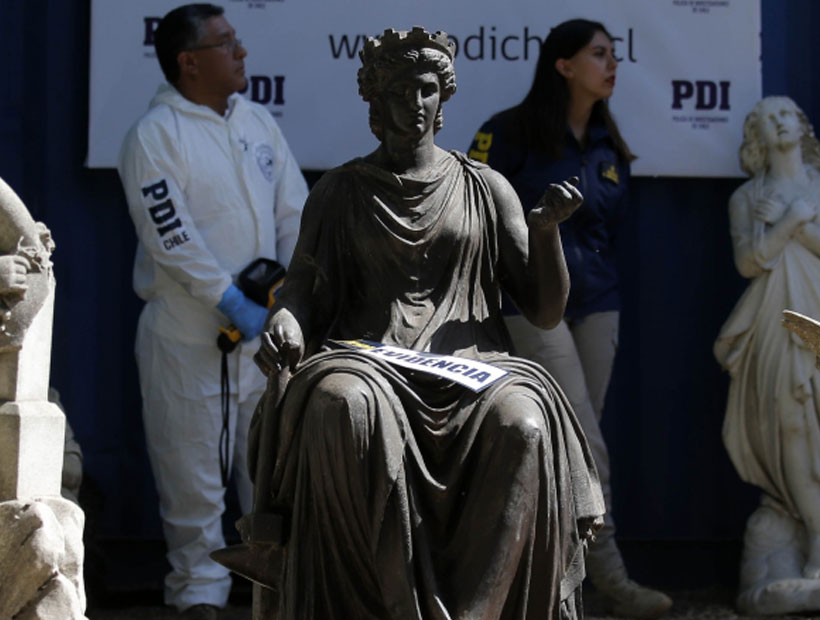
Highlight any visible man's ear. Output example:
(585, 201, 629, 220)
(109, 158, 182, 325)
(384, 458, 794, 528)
(555, 58, 573, 79)
(177, 50, 198, 80)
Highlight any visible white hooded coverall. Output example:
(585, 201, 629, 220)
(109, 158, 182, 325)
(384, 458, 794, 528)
(118, 83, 308, 610)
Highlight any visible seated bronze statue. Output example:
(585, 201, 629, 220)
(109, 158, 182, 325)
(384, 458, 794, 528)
(220, 27, 604, 620)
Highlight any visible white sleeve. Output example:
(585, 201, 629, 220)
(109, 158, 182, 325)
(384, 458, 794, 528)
(270, 121, 309, 269)
(118, 119, 232, 306)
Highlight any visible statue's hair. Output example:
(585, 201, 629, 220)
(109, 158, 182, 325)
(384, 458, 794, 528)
(739, 96, 820, 176)
(357, 28, 457, 141)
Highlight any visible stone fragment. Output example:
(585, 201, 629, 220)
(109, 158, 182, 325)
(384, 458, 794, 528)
(14, 574, 84, 620)
(0, 498, 87, 619)
(0, 500, 63, 617)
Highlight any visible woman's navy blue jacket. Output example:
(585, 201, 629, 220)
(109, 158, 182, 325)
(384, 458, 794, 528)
(468, 108, 631, 320)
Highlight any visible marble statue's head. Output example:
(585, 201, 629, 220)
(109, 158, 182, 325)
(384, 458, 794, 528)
(739, 96, 820, 176)
(357, 27, 457, 141)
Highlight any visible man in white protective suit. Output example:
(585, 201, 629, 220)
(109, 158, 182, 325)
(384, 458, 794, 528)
(117, 4, 308, 619)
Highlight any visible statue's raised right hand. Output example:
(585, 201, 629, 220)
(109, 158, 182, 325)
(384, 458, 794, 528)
(527, 177, 583, 230)
(254, 308, 304, 376)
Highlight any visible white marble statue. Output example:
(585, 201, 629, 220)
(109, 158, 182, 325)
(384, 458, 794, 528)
(0, 176, 87, 619)
(715, 96, 820, 615)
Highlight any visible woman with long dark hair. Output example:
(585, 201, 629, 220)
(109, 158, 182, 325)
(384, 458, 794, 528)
(469, 18, 672, 619)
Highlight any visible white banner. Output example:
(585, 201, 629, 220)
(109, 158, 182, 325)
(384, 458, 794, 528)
(88, 0, 761, 177)
(331, 340, 508, 392)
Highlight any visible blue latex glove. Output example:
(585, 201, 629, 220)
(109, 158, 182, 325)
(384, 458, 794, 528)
(217, 284, 268, 341)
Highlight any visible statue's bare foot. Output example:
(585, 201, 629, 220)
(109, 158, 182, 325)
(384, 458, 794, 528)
(803, 535, 820, 579)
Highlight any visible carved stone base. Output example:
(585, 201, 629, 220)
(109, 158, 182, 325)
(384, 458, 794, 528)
(0, 497, 86, 619)
(737, 501, 820, 615)
(0, 400, 65, 500)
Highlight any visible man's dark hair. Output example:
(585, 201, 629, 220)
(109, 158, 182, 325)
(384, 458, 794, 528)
(154, 3, 224, 84)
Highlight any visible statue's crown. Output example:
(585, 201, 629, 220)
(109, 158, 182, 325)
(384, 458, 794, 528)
(360, 27, 455, 64)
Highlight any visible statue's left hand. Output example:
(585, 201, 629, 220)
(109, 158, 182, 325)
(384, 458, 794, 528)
(528, 177, 583, 230)
(254, 308, 304, 376)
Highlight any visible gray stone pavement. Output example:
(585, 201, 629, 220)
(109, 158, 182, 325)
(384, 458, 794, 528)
(88, 604, 250, 619)
(583, 587, 811, 620)
(86, 588, 815, 619)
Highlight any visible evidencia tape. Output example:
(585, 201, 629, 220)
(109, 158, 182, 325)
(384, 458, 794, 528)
(330, 339, 508, 393)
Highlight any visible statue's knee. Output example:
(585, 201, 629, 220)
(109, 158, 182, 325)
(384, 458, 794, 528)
(488, 391, 547, 448)
(305, 373, 372, 447)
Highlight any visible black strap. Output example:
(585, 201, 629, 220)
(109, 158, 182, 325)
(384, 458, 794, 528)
(219, 350, 231, 488)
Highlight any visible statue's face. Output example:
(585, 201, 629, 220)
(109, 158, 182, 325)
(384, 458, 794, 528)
(383, 68, 441, 138)
(758, 98, 802, 153)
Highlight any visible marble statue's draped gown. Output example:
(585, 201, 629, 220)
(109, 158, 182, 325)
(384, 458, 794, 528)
(715, 174, 820, 519)
(253, 152, 604, 619)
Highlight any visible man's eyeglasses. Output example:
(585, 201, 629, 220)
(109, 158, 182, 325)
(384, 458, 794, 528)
(186, 38, 243, 53)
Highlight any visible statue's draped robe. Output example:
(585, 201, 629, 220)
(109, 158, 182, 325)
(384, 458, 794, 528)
(716, 174, 820, 518)
(254, 152, 604, 619)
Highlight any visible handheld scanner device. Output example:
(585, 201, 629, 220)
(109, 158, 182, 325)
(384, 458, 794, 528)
(217, 258, 287, 353)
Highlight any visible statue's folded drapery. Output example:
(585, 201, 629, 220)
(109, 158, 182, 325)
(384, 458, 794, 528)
(251, 152, 604, 619)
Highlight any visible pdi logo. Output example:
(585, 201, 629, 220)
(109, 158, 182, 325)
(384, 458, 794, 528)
(239, 76, 285, 106)
(144, 17, 161, 46)
(672, 80, 730, 111)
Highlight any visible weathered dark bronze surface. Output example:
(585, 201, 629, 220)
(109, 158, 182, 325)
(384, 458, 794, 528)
(216, 27, 604, 620)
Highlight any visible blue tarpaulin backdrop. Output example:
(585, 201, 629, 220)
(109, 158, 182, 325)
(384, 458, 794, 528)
(1, 0, 818, 597)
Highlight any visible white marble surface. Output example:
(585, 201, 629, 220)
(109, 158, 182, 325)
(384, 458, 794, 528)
(0, 177, 85, 618)
(715, 96, 820, 614)
(0, 400, 66, 500)
(0, 498, 86, 619)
